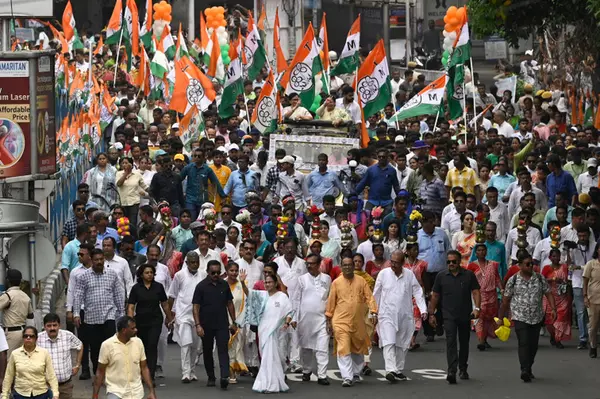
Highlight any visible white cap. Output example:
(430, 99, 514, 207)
(395, 135, 405, 143)
(172, 123, 179, 129)
(216, 146, 227, 153)
(228, 143, 239, 151)
(588, 158, 598, 167)
(278, 155, 296, 164)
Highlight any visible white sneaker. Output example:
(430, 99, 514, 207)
(289, 364, 303, 373)
(190, 373, 198, 381)
(155, 366, 164, 379)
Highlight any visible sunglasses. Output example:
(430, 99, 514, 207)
(222, 212, 231, 215)
(210, 271, 221, 276)
(75, 208, 85, 212)
(447, 259, 459, 264)
(23, 334, 36, 339)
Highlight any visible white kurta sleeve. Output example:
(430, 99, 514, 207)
(411, 273, 427, 314)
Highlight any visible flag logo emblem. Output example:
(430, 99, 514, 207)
(289, 62, 313, 92)
(452, 84, 464, 101)
(357, 76, 379, 103)
(186, 79, 205, 106)
(257, 97, 275, 125)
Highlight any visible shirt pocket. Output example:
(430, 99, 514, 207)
(435, 239, 445, 253)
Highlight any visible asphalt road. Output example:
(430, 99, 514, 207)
(71, 330, 598, 399)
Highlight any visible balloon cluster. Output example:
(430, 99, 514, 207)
(276, 216, 290, 244)
(306, 205, 324, 240)
(205, 7, 230, 65)
(203, 208, 217, 232)
(153, 1, 172, 38)
(371, 206, 385, 243)
(116, 217, 131, 237)
(441, 6, 467, 67)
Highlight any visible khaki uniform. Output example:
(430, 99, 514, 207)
(0, 286, 33, 357)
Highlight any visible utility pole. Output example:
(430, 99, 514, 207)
(383, 0, 390, 62)
(405, 0, 412, 62)
(1, 20, 9, 51)
(187, 0, 195, 40)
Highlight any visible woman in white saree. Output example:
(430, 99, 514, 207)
(226, 263, 249, 383)
(245, 275, 294, 393)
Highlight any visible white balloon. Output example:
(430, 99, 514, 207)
(216, 26, 226, 34)
(152, 20, 167, 38)
(448, 31, 457, 40)
(208, 27, 214, 35)
(218, 36, 228, 45)
(442, 30, 449, 37)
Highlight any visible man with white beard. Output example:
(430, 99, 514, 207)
(146, 244, 172, 379)
(292, 254, 332, 385)
(373, 250, 427, 383)
(237, 239, 264, 376)
(168, 252, 207, 383)
(274, 237, 307, 373)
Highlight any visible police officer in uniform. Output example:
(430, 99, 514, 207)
(0, 269, 34, 357)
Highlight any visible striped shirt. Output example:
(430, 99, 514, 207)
(73, 267, 126, 325)
(37, 330, 82, 383)
(418, 177, 448, 215)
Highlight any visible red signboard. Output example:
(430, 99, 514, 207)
(0, 59, 31, 178)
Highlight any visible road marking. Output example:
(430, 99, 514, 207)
(286, 369, 445, 382)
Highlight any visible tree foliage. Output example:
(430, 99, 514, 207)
(467, 0, 600, 57)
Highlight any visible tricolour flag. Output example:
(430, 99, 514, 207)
(218, 33, 244, 119)
(125, 0, 140, 56)
(448, 21, 471, 69)
(252, 70, 279, 133)
(62, 0, 76, 41)
(446, 64, 465, 120)
(105, 0, 123, 45)
(199, 11, 213, 66)
(244, 12, 269, 81)
(331, 15, 360, 77)
(140, 0, 153, 48)
(318, 13, 330, 74)
(150, 43, 170, 100)
(273, 8, 287, 80)
(279, 22, 323, 109)
(355, 39, 391, 118)
(207, 28, 225, 81)
(136, 45, 152, 97)
(176, 23, 189, 60)
(390, 75, 447, 122)
(159, 24, 176, 61)
(170, 57, 216, 114)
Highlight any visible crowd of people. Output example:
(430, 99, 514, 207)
(3, 12, 600, 399)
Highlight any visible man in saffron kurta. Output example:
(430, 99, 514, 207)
(209, 151, 232, 213)
(325, 257, 378, 387)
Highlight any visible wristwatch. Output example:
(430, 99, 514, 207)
(474, 307, 481, 311)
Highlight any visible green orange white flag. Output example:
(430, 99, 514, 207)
(390, 75, 447, 122)
(105, 0, 123, 45)
(355, 39, 391, 118)
(124, 0, 140, 56)
(218, 33, 244, 119)
(279, 22, 323, 109)
(244, 12, 269, 81)
(140, 0, 153, 48)
(252, 70, 279, 133)
(170, 57, 216, 114)
(331, 15, 360, 77)
(273, 8, 287, 81)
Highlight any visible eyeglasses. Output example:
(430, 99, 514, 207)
(23, 334, 36, 339)
(447, 259, 459, 264)
(75, 208, 85, 212)
(77, 253, 85, 257)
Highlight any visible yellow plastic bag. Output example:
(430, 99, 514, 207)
(494, 317, 511, 342)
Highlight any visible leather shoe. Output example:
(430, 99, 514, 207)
(446, 373, 457, 384)
(520, 371, 531, 383)
(220, 378, 229, 390)
(317, 378, 330, 385)
(207, 379, 216, 387)
(79, 371, 91, 380)
(459, 370, 469, 380)
(302, 373, 311, 382)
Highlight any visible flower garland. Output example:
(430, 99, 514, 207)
(203, 208, 217, 232)
(339, 220, 354, 249)
(276, 216, 290, 244)
(406, 210, 422, 244)
(371, 206, 385, 243)
(306, 205, 324, 240)
(475, 211, 488, 244)
(236, 209, 253, 240)
(550, 225, 561, 250)
(116, 217, 131, 238)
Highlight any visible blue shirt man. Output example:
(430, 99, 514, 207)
(62, 238, 84, 272)
(417, 212, 451, 273)
(224, 155, 259, 208)
(180, 157, 226, 206)
(546, 155, 577, 208)
(306, 154, 346, 208)
(355, 149, 400, 209)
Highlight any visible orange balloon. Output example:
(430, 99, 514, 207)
(447, 5, 458, 16)
(444, 23, 455, 32)
(217, 6, 225, 13)
(220, 20, 226, 27)
(456, 7, 466, 24)
(448, 17, 459, 26)
(205, 8, 214, 16)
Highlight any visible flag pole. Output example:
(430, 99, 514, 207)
(433, 107, 441, 132)
(469, 56, 477, 123)
(243, 93, 252, 134)
(113, 27, 124, 87)
(88, 40, 93, 87)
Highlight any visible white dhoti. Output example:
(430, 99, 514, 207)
(382, 344, 408, 373)
(337, 353, 364, 381)
(301, 348, 328, 379)
(157, 323, 168, 368)
(288, 328, 300, 367)
(174, 321, 199, 379)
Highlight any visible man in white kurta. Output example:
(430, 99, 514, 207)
(237, 240, 264, 371)
(373, 251, 427, 383)
(168, 252, 207, 382)
(292, 254, 332, 385)
(275, 237, 308, 372)
(146, 244, 172, 379)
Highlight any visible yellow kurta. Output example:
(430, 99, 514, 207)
(325, 275, 378, 356)
(209, 164, 231, 212)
